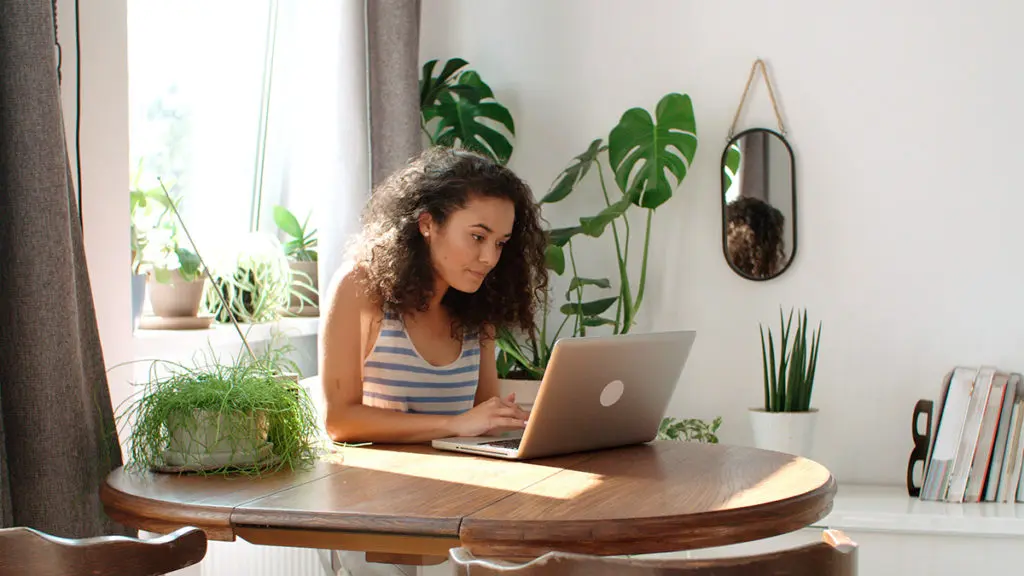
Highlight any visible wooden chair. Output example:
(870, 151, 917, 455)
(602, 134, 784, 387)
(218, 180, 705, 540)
(450, 529, 857, 576)
(0, 525, 207, 576)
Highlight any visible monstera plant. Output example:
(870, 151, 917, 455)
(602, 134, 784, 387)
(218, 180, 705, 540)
(419, 58, 515, 165)
(497, 93, 699, 380)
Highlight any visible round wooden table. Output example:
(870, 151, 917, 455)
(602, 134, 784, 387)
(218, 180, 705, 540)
(101, 441, 835, 562)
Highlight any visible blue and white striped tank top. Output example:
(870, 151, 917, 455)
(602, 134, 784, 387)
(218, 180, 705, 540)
(361, 309, 481, 416)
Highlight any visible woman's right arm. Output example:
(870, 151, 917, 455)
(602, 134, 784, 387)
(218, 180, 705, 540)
(320, 269, 527, 444)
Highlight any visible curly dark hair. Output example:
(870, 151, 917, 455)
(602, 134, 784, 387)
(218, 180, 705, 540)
(349, 147, 549, 340)
(726, 196, 786, 278)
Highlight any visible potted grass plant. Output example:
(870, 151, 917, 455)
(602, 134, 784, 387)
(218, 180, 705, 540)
(117, 344, 322, 475)
(750, 307, 823, 457)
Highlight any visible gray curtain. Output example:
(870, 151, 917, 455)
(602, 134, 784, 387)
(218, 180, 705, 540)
(0, 1, 128, 538)
(367, 0, 423, 186)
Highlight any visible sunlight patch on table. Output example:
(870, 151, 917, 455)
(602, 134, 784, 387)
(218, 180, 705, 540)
(335, 448, 605, 499)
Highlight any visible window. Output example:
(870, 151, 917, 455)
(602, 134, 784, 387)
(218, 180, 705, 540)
(127, 0, 278, 251)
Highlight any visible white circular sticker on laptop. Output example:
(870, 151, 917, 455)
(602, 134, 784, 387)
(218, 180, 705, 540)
(600, 379, 625, 407)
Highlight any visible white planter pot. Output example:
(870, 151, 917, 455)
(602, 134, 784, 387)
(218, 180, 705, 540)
(164, 409, 270, 469)
(498, 378, 542, 412)
(748, 408, 818, 457)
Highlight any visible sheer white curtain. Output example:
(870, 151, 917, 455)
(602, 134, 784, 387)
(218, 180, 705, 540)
(258, 2, 369, 291)
(261, 0, 421, 295)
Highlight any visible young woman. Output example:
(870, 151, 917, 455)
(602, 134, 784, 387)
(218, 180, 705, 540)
(320, 147, 549, 444)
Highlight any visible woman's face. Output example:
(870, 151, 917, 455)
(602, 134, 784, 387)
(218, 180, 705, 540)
(420, 194, 515, 294)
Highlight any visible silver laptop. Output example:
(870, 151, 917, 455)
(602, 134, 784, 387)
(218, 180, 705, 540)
(431, 330, 696, 460)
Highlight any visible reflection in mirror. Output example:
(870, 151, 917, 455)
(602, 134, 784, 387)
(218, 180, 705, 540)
(721, 128, 796, 281)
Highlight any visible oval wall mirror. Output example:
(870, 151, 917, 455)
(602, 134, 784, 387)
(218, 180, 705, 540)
(721, 128, 796, 281)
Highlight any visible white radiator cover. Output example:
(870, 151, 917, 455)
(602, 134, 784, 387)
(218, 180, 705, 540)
(151, 532, 329, 576)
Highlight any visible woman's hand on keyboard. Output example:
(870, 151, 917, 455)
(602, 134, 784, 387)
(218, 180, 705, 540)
(450, 393, 529, 437)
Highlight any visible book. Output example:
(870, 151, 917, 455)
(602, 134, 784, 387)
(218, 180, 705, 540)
(964, 370, 1008, 502)
(921, 367, 979, 501)
(984, 373, 1020, 502)
(947, 366, 994, 502)
(997, 399, 1024, 503)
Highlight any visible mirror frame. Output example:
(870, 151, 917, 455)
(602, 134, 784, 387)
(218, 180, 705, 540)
(720, 127, 798, 282)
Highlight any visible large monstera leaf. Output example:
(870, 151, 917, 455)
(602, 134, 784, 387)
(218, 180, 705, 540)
(420, 58, 515, 165)
(608, 93, 697, 209)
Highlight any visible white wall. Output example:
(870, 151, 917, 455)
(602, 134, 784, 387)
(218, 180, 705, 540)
(421, 0, 1024, 485)
(57, 0, 135, 428)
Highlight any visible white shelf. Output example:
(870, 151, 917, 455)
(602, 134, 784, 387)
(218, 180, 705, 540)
(815, 484, 1024, 537)
(132, 316, 320, 360)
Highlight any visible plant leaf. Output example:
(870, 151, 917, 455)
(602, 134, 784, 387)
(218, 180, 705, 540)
(723, 140, 742, 193)
(273, 205, 304, 240)
(565, 277, 610, 299)
(428, 71, 515, 164)
(578, 193, 633, 238)
(760, 325, 770, 411)
(175, 248, 201, 279)
(419, 58, 468, 108)
(541, 139, 604, 204)
(545, 244, 565, 275)
(548, 226, 582, 247)
(581, 315, 616, 327)
(608, 93, 698, 209)
(559, 297, 618, 317)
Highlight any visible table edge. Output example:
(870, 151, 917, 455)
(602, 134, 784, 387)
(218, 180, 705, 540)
(458, 473, 838, 557)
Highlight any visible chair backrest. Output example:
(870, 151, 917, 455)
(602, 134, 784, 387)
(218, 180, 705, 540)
(450, 529, 856, 576)
(0, 525, 207, 576)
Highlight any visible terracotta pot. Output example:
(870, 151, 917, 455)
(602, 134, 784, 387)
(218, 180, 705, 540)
(148, 270, 206, 318)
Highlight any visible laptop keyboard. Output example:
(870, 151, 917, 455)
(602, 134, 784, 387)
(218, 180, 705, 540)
(482, 438, 521, 450)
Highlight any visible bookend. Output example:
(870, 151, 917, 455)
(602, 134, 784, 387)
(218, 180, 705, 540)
(907, 399, 934, 497)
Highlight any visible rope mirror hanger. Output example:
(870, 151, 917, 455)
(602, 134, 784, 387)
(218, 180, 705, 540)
(728, 59, 787, 140)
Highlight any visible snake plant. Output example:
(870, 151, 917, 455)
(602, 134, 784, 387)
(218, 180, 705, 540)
(760, 308, 822, 412)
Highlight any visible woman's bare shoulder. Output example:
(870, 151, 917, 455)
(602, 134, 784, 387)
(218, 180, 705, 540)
(324, 263, 384, 356)
(325, 263, 376, 313)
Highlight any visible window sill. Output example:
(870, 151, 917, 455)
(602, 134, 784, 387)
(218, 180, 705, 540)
(811, 483, 1024, 537)
(132, 316, 320, 360)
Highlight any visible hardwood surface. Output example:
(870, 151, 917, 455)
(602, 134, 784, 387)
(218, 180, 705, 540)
(460, 441, 836, 556)
(0, 525, 207, 576)
(101, 441, 835, 558)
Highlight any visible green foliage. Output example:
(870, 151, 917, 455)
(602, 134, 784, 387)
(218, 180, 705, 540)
(760, 308, 822, 412)
(116, 345, 321, 476)
(202, 233, 314, 324)
(657, 416, 722, 443)
(419, 58, 515, 165)
(129, 163, 201, 282)
(496, 93, 699, 379)
(722, 140, 742, 194)
(272, 205, 318, 262)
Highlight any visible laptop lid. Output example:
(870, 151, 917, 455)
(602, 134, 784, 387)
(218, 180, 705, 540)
(514, 330, 696, 459)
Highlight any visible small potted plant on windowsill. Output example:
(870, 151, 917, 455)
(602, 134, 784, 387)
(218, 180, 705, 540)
(132, 178, 211, 330)
(272, 205, 319, 317)
(750, 307, 823, 457)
